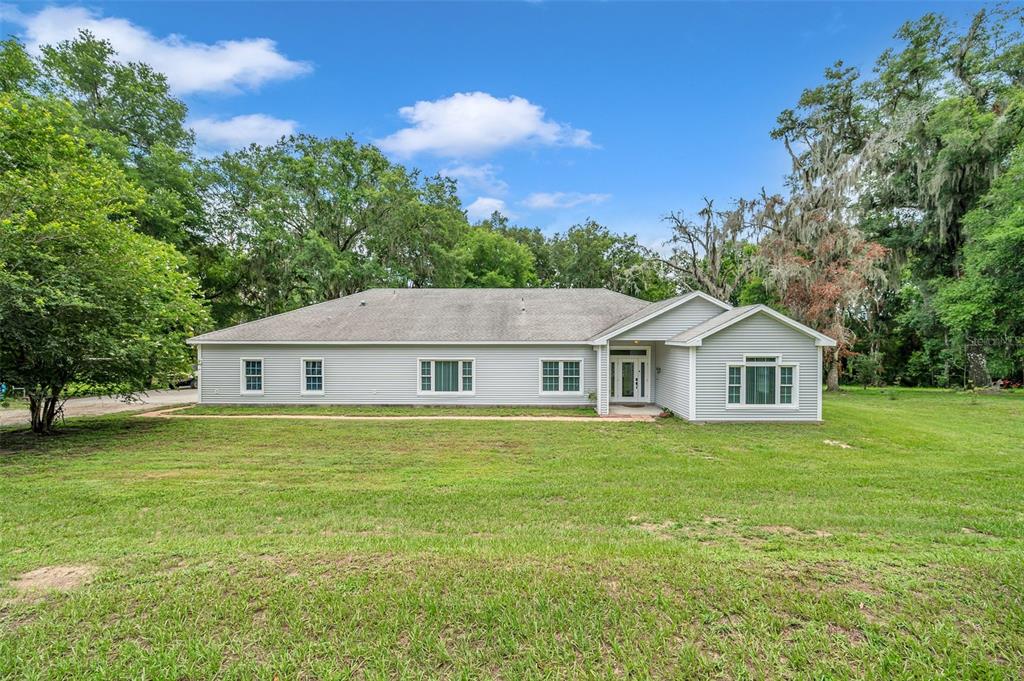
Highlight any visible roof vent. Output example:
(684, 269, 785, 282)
(359, 300, 367, 306)
(520, 296, 526, 312)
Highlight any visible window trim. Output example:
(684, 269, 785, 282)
(724, 356, 799, 409)
(538, 358, 585, 395)
(239, 357, 264, 395)
(299, 357, 325, 396)
(416, 358, 475, 396)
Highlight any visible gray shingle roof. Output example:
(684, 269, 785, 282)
(189, 288, 653, 344)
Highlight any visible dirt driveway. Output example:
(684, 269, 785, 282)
(0, 389, 198, 428)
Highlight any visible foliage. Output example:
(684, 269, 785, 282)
(484, 213, 675, 300)
(659, 195, 776, 303)
(936, 143, 1024, 381)
(0, 93, 208, 433)
(765, 6, 1024, 387)
(445, 227, 538, 288)
(847, 351, 885, 388)
(201, 134, 468, 320)
(547, 220, 674, 301)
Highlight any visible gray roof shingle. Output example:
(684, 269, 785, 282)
(189, 288, 653, 344)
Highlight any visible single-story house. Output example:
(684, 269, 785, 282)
(187, 288, 836, 421)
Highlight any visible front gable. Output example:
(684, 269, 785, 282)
(611, 296, 728, 341)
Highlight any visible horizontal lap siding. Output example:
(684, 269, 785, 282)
(694, 314, 820, 421)
(614, 298, 725, 341)
(199, 344, 597, 406)
(655, 342, 690, 418)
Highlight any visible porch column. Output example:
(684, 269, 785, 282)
(596, 344, 609, 416)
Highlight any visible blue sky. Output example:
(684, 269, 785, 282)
(3, 1, 987, 246)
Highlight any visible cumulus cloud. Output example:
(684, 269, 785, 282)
(465, 197, 509, 221)
(376, 92, 594, 158)
(521, 192, 611, 210)
(190, 114, 298, 152)
(7, 5, 310, 94)
(440, 163, 509, 196)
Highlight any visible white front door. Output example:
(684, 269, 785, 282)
(609, 348, 651, 403)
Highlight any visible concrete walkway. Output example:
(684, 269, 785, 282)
(140, 405, 660, 423)
(0, 389, 198, 428)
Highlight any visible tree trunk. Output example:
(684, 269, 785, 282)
(826, 349, 842, 392)
(965, 341, 991, 389)
(28, 386, 64, 434)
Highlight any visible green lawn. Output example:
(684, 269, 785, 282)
(1, 389, 1022, 679)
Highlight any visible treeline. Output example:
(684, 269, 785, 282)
(758, 6, 1024, 389)
(2, 6, 1023, 434)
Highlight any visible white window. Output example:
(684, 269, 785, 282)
(539, 359, 583, 394)
(418, 359, 474, 395)
(240, 358, 263, 394)
(301, 358, 324, 395)
(726, 355, 797, 407)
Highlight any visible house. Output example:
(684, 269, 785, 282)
(187, 288, 836, 421)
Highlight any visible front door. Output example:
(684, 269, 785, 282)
(610, 352, 649, 403)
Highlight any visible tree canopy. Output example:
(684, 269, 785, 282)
(0, 92, 208, 433)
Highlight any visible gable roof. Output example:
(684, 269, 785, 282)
(588, 291, 731, 343)
(188, 288, 652, 344)
(666, 304, 837, 347)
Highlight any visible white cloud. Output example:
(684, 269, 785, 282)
(8, 5, 310, 94)
(465, 197, 509, 221)
(521, 192, 611, 210)
(190, 114, 297, 152)
(440, 163, 509, 196)
(376, 92, 594, 158)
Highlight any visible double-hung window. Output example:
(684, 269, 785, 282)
(301, 358, 324, 395)
(726, 356, 796, 407)
(540, 359, 583, 394)
(419, 359, 474, 394)
(241, 358, 263, 394)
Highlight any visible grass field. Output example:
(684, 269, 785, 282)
(1, 389, 1022, 679)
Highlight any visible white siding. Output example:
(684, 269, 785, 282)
(198, 344, 596, 406)
(614, 298, 725, 341)
(693, 313, 821, 421)
(596, 345, 609, 415)
(654, 342, 691, 417)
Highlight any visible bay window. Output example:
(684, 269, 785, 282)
(726, 356, 796, 407)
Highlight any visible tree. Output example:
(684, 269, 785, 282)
(202, 134, 468, 320)
(936, 143, 1024, 384)
(760, 7, 1024, 388)
(768, 60, 891, 391)
(0, 93, 208, 434)
(548, 221, 674, 300)
(658, 195, 778, 303)
(0, 34, 226, 314)
(479, 212, 558, 284)
(445, 228, 538, 288)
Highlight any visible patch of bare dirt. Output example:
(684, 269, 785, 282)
(759, 525, 833, 539)
(823, 439, 853, 449)
(961, 527, 995, 537)
(10, 565, 98, 592)
(828, 623, 867, 645)
(633, 520, 675, 540)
